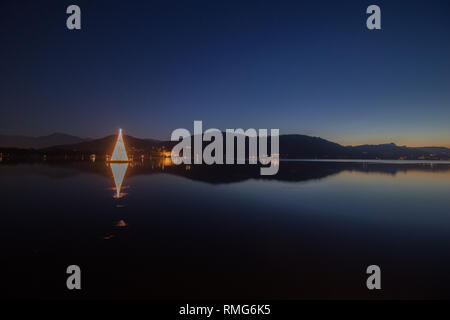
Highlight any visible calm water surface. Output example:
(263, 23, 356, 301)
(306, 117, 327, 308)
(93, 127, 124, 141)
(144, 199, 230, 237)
(2, 160, 450, 299)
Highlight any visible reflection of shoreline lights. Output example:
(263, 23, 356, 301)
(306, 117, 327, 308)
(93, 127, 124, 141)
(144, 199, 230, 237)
(164, 157, 172, 165)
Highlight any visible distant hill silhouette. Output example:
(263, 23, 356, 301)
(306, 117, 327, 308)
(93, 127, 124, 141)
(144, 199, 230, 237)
(1, 132, 449, 160)
(278, 134, 347, 158)
(46, 134, 164, 154)
(345, 143, 450, 160)
(0, 133, 86, 149)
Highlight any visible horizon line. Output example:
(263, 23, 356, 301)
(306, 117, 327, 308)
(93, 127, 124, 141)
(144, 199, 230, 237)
(0, 131, 449, 149)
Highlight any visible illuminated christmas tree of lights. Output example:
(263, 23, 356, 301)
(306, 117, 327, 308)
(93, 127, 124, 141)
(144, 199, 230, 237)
(111, 128, 129, 162)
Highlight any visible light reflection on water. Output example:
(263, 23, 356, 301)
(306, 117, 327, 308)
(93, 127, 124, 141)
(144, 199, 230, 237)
(2, 159, 450, 299)
(110, 163, 129, 199)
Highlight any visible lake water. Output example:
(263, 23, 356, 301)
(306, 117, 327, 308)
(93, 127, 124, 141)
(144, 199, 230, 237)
(2, 159, 450, 299)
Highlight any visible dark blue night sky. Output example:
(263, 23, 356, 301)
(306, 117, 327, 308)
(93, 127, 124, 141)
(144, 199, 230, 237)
(1, 0, 449, 147)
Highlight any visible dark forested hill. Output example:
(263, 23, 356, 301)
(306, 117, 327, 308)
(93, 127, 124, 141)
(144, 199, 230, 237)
(0, 133, 86, 149)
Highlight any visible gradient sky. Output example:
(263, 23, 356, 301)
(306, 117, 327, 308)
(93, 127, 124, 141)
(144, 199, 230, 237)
(1, 0, 449, 147)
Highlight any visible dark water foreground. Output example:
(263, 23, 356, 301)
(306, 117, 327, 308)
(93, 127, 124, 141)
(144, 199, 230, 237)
(1, 159, 450, 299)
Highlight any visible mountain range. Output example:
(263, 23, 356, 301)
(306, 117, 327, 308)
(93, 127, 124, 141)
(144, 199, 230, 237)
(0, 133, 449, 160)
(0, 133, 86, 149)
